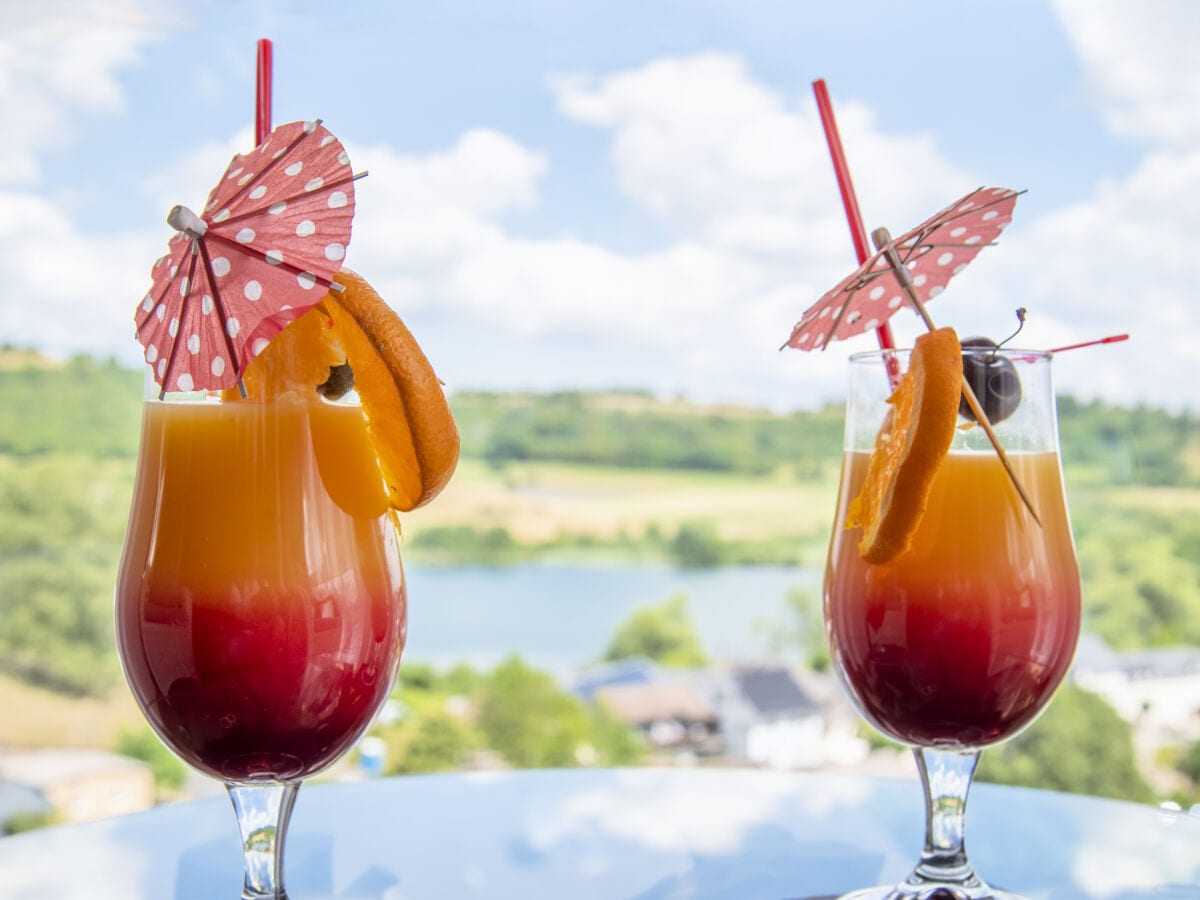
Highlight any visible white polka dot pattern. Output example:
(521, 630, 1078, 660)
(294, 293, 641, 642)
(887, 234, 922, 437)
(135, 120, 358, 392)
(784, 187, 1018, 351)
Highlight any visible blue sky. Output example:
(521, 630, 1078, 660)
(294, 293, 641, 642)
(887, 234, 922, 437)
(2, 0, 1198, 410)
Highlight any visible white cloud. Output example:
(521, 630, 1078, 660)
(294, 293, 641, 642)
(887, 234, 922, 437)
(1053, 0, 1200, 146)
(5, 8, 1198, 414)
(0, 1, 172, 362)
(141, 126, 256, 218)
(0, 190, 159, 361)
(551, 53, 977, 254)
(994, 147, 1200, 409)
(340, 130, 547, 307)
(0, 0, 168, 186)
(963, 1, 1200, 409)
(332, 53, 984, 409)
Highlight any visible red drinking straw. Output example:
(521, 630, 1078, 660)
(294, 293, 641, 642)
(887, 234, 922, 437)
(1049, 333, 1129, 354)
(255, 38, 273, 146)
(812, 79, 896, 356)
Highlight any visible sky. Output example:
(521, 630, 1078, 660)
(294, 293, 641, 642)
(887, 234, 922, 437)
(1, 0, 1198, 412)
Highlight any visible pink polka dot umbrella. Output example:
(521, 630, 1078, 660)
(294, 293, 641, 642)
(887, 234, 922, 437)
(783, 184, 1042, 523)
(782, 186, 1021, 352)
(135, 119, 363, 395)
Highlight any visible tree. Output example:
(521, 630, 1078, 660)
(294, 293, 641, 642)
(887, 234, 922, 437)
(114, 726, 187, 793)
(759, 586, 829, 671)
(1174, 738, 1200, 789)
(977, 684, 1154, 803)
(475, 656, 594, 768)
(603, 594, 708, 668)
(387, 709, 478, 775)
(669, 523, 724, 568)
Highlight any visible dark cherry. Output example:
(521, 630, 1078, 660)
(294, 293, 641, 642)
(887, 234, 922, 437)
(959, 336, 1022, 424)
(317, 362, 355, 400)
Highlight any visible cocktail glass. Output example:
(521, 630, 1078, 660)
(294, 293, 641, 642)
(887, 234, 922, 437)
(825, 346, 1081, 899)
(115, 380, 405, 898)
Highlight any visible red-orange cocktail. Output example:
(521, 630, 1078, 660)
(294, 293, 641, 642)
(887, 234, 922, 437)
(116, 395, 405, 781)
(826, 448, 1080, 749)
(823, 342, 1082, 900)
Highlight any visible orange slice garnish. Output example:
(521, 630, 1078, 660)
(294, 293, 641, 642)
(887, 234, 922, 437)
(322, 270, 459, 512)
(226, 308, 345, 402)
(230, 269, 460, 513)
(846, 326, 962, 564)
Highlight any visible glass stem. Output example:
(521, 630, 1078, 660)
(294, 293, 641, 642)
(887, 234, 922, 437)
(226, 780, 300, 900)
(908, 747, 986, 891)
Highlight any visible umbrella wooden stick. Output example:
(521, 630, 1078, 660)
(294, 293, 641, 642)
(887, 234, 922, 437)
(871, 226, 1042, 527)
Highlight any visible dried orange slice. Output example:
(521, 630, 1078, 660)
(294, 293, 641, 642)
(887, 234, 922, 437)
(322, 269, 460, 512)
(231, 269, 460, 512)
(846, 327, 962, 564)
(225, 309, 344, 402)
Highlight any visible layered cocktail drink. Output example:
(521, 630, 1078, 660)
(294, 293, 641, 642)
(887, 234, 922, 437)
(824, 337, 1081, 900)
(118, 266, 458, 898)
(116, 395, 406, 782)
(827, 448, 1081, 749)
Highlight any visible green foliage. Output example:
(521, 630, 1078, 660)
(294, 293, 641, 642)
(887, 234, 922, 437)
(669, 523, 724, 568)
(376, 657, 644, 773)
(385, 708, 479, 775)
(1071, 500, 1200, 649)
(475, 656, 594, 768)
(977, 684, 1154, 803)
(450, 391, 844, 477)
(3, 809, 59, 835)
(759, 587, 829, 671)
(588, 704, 646, 766)
(114, 725, 187, 791)
(397, 661, 440, 692)
(406, 525, 525, 565)
(0, 455, 131, 694)
(0, 357, 142, 458)
(1058, 397, 1197, 487)
(1174, 739, 1200, 787)
(603, 594, 708, 668)
(442, 662, 485, 696)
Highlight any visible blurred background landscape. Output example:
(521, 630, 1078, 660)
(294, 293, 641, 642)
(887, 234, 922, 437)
(2, 0, 1200, 841)
(1, 347, 1197, 833)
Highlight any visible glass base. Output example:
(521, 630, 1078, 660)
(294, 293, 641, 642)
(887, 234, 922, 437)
(837, 884, 1027, 900)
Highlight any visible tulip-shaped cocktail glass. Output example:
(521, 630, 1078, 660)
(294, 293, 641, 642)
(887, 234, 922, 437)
(116, 382, 406, 898)
(825, 344, 1081, 899)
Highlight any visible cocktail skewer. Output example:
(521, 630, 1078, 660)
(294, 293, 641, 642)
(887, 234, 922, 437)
(872, 225, 1041, 526)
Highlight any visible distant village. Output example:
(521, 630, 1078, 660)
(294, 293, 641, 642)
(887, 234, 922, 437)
(4, 633, 1200, 831)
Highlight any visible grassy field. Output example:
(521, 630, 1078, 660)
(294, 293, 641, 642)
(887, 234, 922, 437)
(400, 457, 840, 558)
(0, 673, 142, 749)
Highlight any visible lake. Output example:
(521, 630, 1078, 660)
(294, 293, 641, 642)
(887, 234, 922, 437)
(401, 563, 817, 673)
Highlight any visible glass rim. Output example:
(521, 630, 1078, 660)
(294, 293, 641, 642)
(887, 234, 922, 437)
(848, 345, 1052, 363)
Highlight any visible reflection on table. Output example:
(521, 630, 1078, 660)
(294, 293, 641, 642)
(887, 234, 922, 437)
(0, 767, 1197, 899)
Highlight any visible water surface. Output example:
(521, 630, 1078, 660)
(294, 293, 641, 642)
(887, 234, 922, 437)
(403, 564, 816, 673)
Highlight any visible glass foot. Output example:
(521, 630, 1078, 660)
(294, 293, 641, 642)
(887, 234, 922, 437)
(837, 885, 1028, 900)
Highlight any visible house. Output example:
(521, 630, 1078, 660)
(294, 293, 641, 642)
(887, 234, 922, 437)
(566, 657, 660, 702)
(707, 664, 826, 770)
(1072, 633, 1200, 742)
(594, 680, 722, 756)
(0, 749, 155, 824)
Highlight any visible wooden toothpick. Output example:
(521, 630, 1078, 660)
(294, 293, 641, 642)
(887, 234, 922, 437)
(871, 227, 1041, 527)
